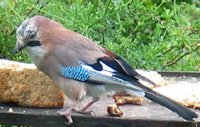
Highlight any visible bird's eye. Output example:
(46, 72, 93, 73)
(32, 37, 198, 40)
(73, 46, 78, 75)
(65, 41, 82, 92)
(29, 31, 36, 39)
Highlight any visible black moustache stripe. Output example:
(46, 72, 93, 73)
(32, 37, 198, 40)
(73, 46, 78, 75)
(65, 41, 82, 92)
(27, 40, 41, 47)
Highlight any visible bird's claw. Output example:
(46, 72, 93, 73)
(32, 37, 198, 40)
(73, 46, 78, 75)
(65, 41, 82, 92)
(57, 109, 73, 125)
(65, 115, 73, 125)
(72, 108, 96, 116)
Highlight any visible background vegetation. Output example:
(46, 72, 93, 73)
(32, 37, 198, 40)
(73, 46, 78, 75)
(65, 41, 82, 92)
(0, 0, 200, 72)
(0, 0, 199, 126)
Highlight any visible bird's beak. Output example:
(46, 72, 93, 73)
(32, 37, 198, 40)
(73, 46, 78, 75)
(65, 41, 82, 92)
(13, 40, 26, 54)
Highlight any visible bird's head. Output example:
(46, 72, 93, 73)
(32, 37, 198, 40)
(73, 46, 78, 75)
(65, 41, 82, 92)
(14, 15, 75, 66)
(14, 15, 47, 54)
(14, 15, 57, 66)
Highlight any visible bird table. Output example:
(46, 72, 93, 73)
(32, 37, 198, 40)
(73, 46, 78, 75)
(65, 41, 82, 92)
(0, 71, 200, 127)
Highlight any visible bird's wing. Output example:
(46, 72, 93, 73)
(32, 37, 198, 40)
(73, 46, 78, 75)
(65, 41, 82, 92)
(53, 31, 198, 120)
(96, 49, 157, 85)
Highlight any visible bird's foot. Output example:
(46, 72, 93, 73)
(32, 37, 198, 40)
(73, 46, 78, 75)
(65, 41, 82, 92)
(58, 108, 73, 125)
(72, 108, 95, 116)
(71, 97, 98, 116)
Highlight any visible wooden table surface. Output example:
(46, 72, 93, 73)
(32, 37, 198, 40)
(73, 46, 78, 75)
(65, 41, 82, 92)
(0, 71, 199, 127)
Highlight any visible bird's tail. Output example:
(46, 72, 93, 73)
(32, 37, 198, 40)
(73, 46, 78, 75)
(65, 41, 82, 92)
(133, 82, 198, 121)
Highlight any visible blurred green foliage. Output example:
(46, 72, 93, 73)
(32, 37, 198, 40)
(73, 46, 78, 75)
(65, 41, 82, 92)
(0, 0, 200, 71)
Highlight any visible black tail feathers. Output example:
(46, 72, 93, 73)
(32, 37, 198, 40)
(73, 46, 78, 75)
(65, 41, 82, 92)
(145, 91, 198, 121)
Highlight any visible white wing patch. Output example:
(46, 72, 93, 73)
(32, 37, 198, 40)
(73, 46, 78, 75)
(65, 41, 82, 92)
(82, 64, 113, 76)
(81, 61, 116, 77)
(81, 64, 94, 71)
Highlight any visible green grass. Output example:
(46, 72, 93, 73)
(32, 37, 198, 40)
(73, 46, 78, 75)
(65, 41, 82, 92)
(0, 0, 200, 72)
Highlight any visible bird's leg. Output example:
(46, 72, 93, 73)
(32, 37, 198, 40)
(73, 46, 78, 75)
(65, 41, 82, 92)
(58, 97, 99, 124)
(73, 97, 99, 115)
(80, 97, 99, 111)
(58, 106, 74, 125)
(58, 100, 82, 125)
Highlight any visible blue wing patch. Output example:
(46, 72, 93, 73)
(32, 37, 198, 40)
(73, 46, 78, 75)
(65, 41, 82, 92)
(60, 65, 90, 81)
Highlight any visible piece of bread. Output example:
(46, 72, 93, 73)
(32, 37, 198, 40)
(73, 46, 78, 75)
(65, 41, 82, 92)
(113, 92, 143, 105)
(0, 59, 64, 108)
(136, 69, 167, 88)
(107, 104, 123, 116)
(154, 77, 200, 109)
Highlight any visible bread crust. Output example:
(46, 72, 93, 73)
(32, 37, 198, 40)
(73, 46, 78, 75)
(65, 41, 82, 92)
(0, 60, 64, 107)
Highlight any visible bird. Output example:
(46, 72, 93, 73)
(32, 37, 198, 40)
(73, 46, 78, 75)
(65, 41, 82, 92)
(14, 15, 198, 124)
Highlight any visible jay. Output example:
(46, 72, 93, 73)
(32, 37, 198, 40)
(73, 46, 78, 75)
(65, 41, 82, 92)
(14, 15, 198, 124)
